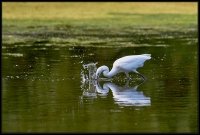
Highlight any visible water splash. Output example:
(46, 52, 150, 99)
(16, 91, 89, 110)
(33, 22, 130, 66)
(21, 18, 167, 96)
(82, 62, 97, 82)
(80, 63, 98, 104)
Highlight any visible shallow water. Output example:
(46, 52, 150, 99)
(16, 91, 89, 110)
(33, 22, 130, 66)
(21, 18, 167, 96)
(2, 27, 198, 133)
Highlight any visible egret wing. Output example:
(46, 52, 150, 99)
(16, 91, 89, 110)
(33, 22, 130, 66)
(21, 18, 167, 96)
(114, 55, 151, 71)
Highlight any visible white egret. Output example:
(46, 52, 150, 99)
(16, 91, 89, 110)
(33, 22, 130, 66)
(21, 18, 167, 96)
(96, 54, 151, 80)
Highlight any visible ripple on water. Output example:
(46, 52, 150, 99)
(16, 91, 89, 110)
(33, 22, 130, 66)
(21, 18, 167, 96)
(2, 53, 23, 57)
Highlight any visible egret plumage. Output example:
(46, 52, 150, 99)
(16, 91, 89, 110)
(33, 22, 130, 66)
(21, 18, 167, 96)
(96, 54, 151, 80)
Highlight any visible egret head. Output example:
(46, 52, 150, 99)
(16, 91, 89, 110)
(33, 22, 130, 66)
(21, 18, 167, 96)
(95, 65, 109, 79)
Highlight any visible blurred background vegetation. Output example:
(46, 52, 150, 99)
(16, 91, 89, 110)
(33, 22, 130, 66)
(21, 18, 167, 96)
(2, 2, 198, 47)
(3, 2, 197, 27)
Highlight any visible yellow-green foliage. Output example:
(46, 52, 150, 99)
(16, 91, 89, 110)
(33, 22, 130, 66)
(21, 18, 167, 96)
(3, 2, 197, 19)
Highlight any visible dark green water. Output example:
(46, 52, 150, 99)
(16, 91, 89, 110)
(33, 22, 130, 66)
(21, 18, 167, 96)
(2, 26, 198, 133)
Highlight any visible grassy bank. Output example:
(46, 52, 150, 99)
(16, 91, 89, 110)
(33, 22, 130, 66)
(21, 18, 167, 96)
(3, 2, 197, 27)
(3, 2, 197, 19)
(2, 2, 198, 47)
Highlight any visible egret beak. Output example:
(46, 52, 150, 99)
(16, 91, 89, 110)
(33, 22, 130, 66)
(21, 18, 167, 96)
(95, 72, 100, 80)
(95, 74, 99, 80)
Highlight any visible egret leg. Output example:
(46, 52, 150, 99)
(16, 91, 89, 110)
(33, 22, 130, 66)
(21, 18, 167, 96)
(125, 72, 131, 80)
(134, 70, 146, 80)
(125, 79, 130, 87)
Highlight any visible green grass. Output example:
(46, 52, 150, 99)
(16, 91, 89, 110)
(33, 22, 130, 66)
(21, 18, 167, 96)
(3, 2, 197, 19)
(2, 2, 198, 47)
(3, 2, 197, 28)
(3, 13, 197, 30)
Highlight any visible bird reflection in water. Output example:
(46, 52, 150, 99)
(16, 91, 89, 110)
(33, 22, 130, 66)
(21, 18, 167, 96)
(96, 80, 151, 106)
(80, 63, 151, 107)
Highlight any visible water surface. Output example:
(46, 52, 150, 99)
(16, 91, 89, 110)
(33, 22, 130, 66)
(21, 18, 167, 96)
(2, 27, 198, 133)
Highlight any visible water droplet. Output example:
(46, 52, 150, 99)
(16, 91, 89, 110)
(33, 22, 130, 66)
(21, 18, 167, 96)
(88, 53, 94, 56)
